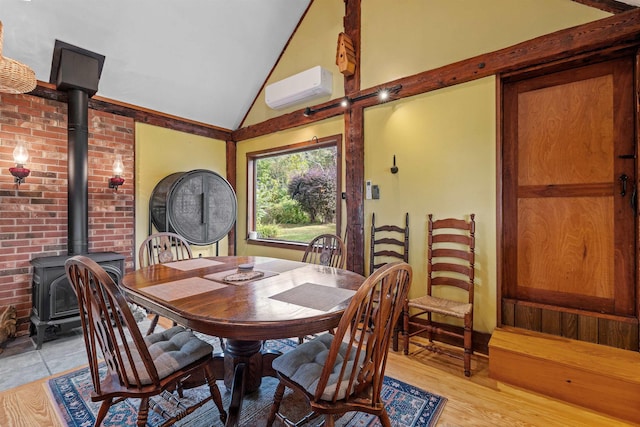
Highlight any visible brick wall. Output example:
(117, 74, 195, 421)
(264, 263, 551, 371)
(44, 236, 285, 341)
(0, 93, 135, 337)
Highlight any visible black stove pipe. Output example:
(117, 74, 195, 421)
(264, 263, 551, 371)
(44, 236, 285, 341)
(50, 41, 104, 255)
(67, 89, 89, 255)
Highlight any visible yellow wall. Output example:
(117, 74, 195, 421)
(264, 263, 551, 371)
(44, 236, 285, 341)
(237, 1, 610, 334)
(364, 78, 496, 332)
(245, 0, 608, 126)
(135, 123, 228, 264)
(243, 0, 345, 126)
(361, 0, 608, 89)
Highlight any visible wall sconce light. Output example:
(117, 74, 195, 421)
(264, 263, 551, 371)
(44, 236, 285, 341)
(390, 155, 398, 174)
(9, 141, 30, 186)
(108, 154, 125, 191)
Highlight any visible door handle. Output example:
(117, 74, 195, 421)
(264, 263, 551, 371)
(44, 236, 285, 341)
(200, 193, 206, 224)
(619, 174, 628, 197)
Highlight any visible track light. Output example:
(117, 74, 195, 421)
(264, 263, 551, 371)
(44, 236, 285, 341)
(352, 84, 402, 104)
(303, 99, 349, 117)
(303, 84, 402, 117)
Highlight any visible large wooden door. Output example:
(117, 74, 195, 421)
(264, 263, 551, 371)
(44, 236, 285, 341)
(501, 56, 638, 349)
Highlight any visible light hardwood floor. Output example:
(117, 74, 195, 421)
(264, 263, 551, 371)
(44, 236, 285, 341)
(0, 336, 634, 426)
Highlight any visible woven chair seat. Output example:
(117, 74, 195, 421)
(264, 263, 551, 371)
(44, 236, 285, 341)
(403, 214, 476, 377)
(408, 295, 472, 318)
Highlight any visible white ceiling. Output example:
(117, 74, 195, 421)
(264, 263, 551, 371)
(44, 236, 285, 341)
(1, 1, 638, 131)
(0, 0, 310, 130)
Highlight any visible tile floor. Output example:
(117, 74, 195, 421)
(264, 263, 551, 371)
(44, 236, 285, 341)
(0, 318, 153, 392)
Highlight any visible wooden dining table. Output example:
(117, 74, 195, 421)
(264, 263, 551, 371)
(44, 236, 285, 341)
(120, 255, 365, 396)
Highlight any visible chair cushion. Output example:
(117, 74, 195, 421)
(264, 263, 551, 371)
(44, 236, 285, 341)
(124, 326, 213, 385)
(272, 333, 364, 400)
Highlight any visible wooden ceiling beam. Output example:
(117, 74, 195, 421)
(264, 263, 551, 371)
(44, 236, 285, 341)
(571, 0, 636, 14)
(232, 8, 640, 142)
(30, 83, 232, 141)
(342, 0, 365, 275)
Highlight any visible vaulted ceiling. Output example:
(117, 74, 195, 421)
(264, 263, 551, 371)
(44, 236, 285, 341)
(0, 0, 637, 131)
(1, 0, 310, 130)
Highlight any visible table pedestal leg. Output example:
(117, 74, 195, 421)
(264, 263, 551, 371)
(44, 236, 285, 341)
(224, 339, 263, 392)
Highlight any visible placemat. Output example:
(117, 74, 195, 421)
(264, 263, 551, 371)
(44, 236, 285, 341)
(269, 282, 356, 312)
(163, 258, 224, 271)
(142, 277, 227, 301)
(253, 259, 307, 273)
(204, 269, 279, 285)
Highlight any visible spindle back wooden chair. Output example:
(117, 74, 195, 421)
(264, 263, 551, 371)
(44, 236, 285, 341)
(138, 232, 225, 350)
(139, 231, 193, 267)
(298, 233, 347, 344)
(138, 232, 193, 335)
(267, 261, 412, 427)
(302, 233, 346, 269)
(65, 255, 227, 426)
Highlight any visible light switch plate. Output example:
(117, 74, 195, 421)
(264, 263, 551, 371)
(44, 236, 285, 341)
(372, 185, 380, 199)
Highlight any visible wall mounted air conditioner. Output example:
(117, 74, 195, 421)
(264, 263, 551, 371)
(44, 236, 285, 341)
(265, 66, 332, 110)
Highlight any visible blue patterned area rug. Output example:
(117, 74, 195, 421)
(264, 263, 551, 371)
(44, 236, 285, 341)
(47, 339, 446, 427)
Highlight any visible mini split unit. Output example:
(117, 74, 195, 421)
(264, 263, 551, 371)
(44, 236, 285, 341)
(265, 66, 332, 109)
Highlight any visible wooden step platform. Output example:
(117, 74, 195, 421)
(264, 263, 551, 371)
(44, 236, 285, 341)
(489, 326, 640, 424)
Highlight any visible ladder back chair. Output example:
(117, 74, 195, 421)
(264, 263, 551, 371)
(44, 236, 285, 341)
(370, 213, 409, 350)
(403, 213, 476, 376)
(302, 233, 346, 269)
(369, 212, 409, 275)
(266, 262, 412, 427)
(65, 255, 227, 427)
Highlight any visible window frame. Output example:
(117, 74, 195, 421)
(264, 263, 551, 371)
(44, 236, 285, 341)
(246, 134, 343, 250)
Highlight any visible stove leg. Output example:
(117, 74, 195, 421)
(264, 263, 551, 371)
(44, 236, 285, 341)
(29, 315, 45, 350)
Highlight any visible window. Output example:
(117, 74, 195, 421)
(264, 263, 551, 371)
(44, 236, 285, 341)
(247, 135, 342, 248)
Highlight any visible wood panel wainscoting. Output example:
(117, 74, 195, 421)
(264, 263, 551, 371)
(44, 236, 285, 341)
(501, 299, 639, 350)
(489, 326, 640, 424)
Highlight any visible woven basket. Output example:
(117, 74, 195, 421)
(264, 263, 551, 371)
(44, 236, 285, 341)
(0, 20, 37, 94)
(0, 57, 36, 93)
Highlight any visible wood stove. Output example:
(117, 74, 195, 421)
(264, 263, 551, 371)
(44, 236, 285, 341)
(30, 252, 124, 349)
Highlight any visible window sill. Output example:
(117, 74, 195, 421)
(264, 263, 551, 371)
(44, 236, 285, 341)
(246, 238, 307, 251)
